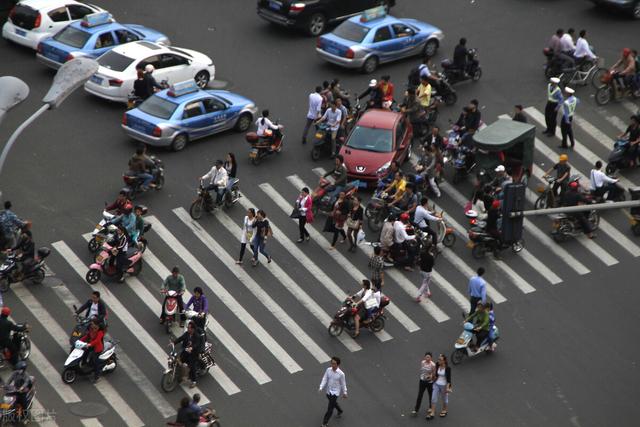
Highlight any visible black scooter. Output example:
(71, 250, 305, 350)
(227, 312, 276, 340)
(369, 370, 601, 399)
(606, 139, 634, 175)
(311, 123, 345, 161)
(0, 248, 50, 293)
(441, 49, 482, 84)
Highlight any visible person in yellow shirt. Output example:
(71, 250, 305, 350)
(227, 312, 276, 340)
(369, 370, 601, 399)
(417, 76, 432, 109)
(383, 171, 407, 202)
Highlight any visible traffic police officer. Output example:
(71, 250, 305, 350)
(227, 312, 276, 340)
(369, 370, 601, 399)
(544, 77, 563, 136)
(560, 87, 578, 149)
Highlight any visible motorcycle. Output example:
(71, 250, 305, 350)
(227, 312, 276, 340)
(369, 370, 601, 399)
(122, 156, 165, 200)
(327, 294, 390, 338)
(161, 290, 184, 334)
(534, 175, 558, 210)
(430, 72, 458, 106)
(189, 178, 241, 220)
(466, 226, 525, 259)
(85, 242, 143, 284)
(364, 196, 391, 232)
(311, 177, 359, 216)
(0, 247, 50, 293)
(310, 123, 346, 161)
(160, 342, 216, 393)
(550, 209, 600, 242)
(451, 321, 500, 365)
(61, 339, 118, 384)
(88, 207, 151, 253)
(0, 324, 31, 369)
(441, 49, 482, 85)
(451, 145, 476, 184)
(606, 139, 635, 175)
(0, 379, 36, 424)
(69, 308, 101, 350)
(596, 72, 640, 106)
(245, 122, 284, 165)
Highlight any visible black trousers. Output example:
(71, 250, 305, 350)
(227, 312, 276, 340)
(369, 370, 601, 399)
(475, 329, 489, 347)
(419, 225, 438, 246)
(332, 228, 346, 246)
(544, 101, 558, 134)
(561, 118, 574, 148)
(179, 351, 198, 382)
(238, 242, 253, 261)
(298, 216, 309, 240)
(323, 394, 342, 424)
(414, 379, 434, 412)
(81, 348, 102, 377)
(469, 296, 482, 315)
(115, 251, 129, 277)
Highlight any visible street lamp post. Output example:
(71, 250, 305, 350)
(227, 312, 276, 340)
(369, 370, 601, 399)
(0, 76, 29, 126)
(0, 58, 99, 184)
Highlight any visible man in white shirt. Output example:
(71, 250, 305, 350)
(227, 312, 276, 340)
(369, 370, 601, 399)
(560, 28, 575, 55)
(302, 86, 324, 144)
(315, 102, 343, 157)
(590, 160, 621, 201)
(201, 160, 228, 203)
(393, 213, 416, 271)
(574, 29, 596, 62)
(319, 356, 347, 427)
(414, 197, 442, 248)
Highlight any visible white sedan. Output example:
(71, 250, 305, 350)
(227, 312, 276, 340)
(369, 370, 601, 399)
(84, 40, 216, 103)
(2, 0, 104, 50)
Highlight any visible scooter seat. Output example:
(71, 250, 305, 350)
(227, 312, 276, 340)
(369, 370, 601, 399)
(126, 248, 139, 257)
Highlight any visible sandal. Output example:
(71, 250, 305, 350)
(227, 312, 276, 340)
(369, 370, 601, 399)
(439, 410, 447, 417)
(425, 410, 434, 420)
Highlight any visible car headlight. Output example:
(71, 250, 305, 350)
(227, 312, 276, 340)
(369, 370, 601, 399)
(157, 37, 171, 46)
(376, 161, 391, 176)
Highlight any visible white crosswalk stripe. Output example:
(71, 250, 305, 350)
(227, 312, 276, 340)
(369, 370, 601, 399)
(214, 204, 364, 351)
(173, 207, 336, 358)
(147, 216, 303, 374)
(141, 246, 264, 389)
(264, 178, 421, 333)
(80, 419, 104, 427)
(32, 398, 60, 427)
(621, 100, 639, 116)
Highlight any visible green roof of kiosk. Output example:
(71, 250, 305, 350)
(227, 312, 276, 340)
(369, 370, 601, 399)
(472, 119, 536, 149)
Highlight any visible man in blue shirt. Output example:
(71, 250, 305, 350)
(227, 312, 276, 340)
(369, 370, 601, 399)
(467, 267, 487, 315)
(0, 201, 25, 250)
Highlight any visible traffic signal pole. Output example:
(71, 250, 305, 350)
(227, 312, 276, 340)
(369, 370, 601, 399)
(508, 200, 640, 218)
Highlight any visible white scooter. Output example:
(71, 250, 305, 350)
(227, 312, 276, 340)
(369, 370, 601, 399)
(61, 339, 118, 384)
(450, 322, 499, 365)
(87, 211, 116, 253)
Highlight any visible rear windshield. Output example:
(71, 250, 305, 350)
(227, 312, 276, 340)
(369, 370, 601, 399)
(139, 96, 178, 120)
(98, 50, 135, 72)
(347, 126, 393, 152)
(333, 21, 370, 43)
(53, 26, 91, 48)
(11, 5, 38, 30)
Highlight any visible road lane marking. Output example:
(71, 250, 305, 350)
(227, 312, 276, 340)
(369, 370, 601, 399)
(269, 177, 420, 333)
(32, 398, 60, 427)
(80, 419, 104, 427)
(173, 207, 335, 358)
(147, 216, 302, 375)
(215, 204, 363, 351)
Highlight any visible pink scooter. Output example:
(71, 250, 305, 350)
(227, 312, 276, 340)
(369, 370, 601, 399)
(85, 242, 143, 284)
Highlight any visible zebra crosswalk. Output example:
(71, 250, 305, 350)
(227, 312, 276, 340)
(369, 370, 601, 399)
(4, 101, 639, 426)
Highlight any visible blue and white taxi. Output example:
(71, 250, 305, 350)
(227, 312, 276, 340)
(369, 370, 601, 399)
(316, 6, 443, 73)
(36, 12, 169, 69)
(122, 81, 258, 151)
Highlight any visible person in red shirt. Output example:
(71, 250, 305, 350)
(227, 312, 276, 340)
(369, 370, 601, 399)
(379, 75, 395, 109)
(80, 319, 105, 383)
(105, 190, 131, 215)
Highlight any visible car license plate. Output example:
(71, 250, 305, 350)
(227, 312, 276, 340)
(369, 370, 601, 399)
(15, 29, 26, 37)
(249, 150, 258, 158)
(133, 124, 146, 133)
(269, 0, 281, 10)
(466, 241, 474, 248)
(90, 75, 103, 85)
(326, 47, 338, 56)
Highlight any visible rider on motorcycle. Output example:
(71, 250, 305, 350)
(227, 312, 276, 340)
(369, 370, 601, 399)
(453, 38, 469, 73)
(414, 197, 443, 248)
(322, 155, 348, 201)
(13, 230, 35, 275)
(610, 48, 637, 90)
(561, 181, 594, 239)
(75, 291, 108, 326)
(105, 191, 132, 215)
(381, 170, 407, 203)
(172, 320, 203, 388)
(0, 201, 26, 251)
(79, 319, 105, 383)
(0, 307, 27, 366)
(161, 267, 186, 327)
(128, 145, 155, 192)
(490, 165, 512, 198)
(358, 79, 383, 109)
(185, 286, 208, 330)
(543, 154, 571, 200)
(393, 213, 417, 271)
(590, 161, 621, 201)
(618, 115, 640, 165)
(352, 279, 376, 338)
(455, 100, 481, 147)
(6, 361, 33, 419)
(315, 102, 343, 157)
(464, 301, 490, 351)
(390, 183, 418, 215)
(201, 160, 228, 204)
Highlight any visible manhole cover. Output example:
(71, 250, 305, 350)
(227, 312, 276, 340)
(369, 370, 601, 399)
(69, 402, 108, 417)
(209, 79, 231, 89)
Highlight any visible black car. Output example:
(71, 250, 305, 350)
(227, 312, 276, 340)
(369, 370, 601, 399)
(589, 0, 640, 19)
(257, 0, 395, 36)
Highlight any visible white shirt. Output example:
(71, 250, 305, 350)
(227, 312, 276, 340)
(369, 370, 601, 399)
(320, 108, 342, 132)
(574, 37, 596, 60)
(590, 169, 617, 190)
(201, 166, 228, 187)
(240, 215, 255, 244)
(89, 302, 99, 319)
(354, 287, 373, 303)
(393, 220, 415, 243)
(297, 195, 310, 214)
(319, 367, 347, 396)
(255, 117, 278, 136)
(414, 205, 439, 229)
(307, 92, 323, 120)
(419, 64, 431, 78)
(560, 34, 575, 53)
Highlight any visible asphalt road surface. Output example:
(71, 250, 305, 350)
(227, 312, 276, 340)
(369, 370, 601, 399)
(1, 0, 639, 426)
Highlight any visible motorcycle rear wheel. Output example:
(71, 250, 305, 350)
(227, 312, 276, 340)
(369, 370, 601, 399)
(310, 146, 321, 161)
(189, 198, 205, 220)
(471, 244, 486, 259)
(61, 367, 77, 384)
(160, 371, 178, 392)
(0, 278, 10, 293)
(471, 67, 482, 82)
(370, 317, 385, 332)
(154, 174, 165, 190)
(328, 323, 343, 337)
(451, 349, 466, 365)
(442, 232, 456, 248)
(595, 86, 612, 106)
(511, 239, 525, 253)
(30, 268, 45, 284)
(19, 338, 31, 361)
(86, 269, 101, 285)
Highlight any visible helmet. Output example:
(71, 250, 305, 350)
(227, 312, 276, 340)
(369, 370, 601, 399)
(1, 307, 10, 317)
(622, 48, 631, 57)
(491, 200, 501, 209)
(107, 224, 118, 233)
(569, 181, 579, 189)
(440, 58, 452, 68)
(123, 203, 133, 213)
(144, 64, 155, 73)
(399, 213, 410, 221)
(15, 361, 26, 371)
(494, 165, 505, 173)
(559, 154, 568, 162)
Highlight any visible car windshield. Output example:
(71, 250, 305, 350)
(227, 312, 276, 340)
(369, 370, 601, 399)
(138, 96, 178, 120)
(346, 126, 393, 152)
(97, 50, 135, 72)
(333, 21, 370, 43)
(53, 26, 91, 49)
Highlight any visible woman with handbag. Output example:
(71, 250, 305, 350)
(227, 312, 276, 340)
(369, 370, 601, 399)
(329, 192, 348, 250)
(236, 208, 256, 265)
(295, 187, 313, 243)
(345, 196, 363, 253)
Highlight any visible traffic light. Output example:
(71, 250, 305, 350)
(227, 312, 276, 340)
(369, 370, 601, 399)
(501, 183, 525, 242)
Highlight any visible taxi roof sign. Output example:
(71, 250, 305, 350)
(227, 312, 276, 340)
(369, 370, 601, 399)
(167, 80, 199, 97)
(81, 12, 112, 28)
(360, 6, 386, 23)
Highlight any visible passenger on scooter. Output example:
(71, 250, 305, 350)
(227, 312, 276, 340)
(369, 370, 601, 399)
(618, 115, 640, 165)
(390, 183, 418, 215)
(112, 203, 138, 244)
(79, 319, 104, 383)
(173, 320, 203, 388)
(13, 230, 34, 275)
(560, 28, 575, 55)
(590, 161, 621, 201)
(315, 102, 343, 157)
(322, 155, 348, 201)
(358, 79, 383, 109)
(414, 197, 442, 248)
(112, 226, 129, 283)
(185, 286, 208, 330)
(415, 145, 441, 197)
(161, 267, 186, 327)
(544, 154, 571, 200)
(75, 291, 108, 326)
(417, 76, 432, 110)
(561, 181, 594, 238)
(105, 191, 131, 215)
(393, 213, 417, 271)
(201, 160, 228, 204)
(0, 307, 26, 366)
(610, 48, 637, 90)
(6, 361, 33, 418)
(133, 205, 146, 247)
(464, 302, 490, 350)
(352, 279, 375, 337)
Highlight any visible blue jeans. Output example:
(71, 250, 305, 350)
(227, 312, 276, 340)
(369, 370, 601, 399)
(252, 237, 269, 261)
(137, 172, 153, 189)
(205, 184, 225, 203)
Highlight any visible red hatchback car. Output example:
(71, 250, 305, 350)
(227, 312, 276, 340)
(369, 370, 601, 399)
(339, 109, 413, 184)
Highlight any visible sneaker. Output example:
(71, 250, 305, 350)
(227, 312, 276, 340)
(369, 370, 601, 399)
(118, 275, 125, 283)
(159, 318, 165, 324)
(305, 236, 310, 241)
(411, 410, 418, 417)
(92, 376, 101, 384)
(267, 256, 272, 264)
(297, 239, 304, 243)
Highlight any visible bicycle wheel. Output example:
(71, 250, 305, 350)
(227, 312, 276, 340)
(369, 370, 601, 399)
(590, 68, 607, 89)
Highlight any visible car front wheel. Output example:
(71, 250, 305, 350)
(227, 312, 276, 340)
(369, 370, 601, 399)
(423, 39, 438, 58)
(194, 71, 210, 89)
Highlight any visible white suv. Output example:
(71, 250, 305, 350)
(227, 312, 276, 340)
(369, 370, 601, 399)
(2, 0, 104, 50)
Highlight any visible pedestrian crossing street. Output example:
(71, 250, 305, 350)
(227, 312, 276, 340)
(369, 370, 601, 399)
(5, 102, 640, 426)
